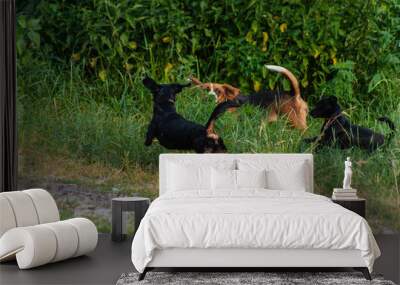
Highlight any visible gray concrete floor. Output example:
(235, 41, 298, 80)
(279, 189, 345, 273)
(374, 233, 400, 284)
(1, 233, 399, 285)
(0, 234, 133, 285)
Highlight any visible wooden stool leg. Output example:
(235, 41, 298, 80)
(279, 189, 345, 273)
(134, 201, 150, 234)
(112, 201, 123, 241)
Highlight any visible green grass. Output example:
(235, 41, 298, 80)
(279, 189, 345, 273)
(18, 60, 400, 233)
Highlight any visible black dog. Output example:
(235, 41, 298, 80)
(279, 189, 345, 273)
(143, 76, 236, 153)
(304, 96, 395, 151)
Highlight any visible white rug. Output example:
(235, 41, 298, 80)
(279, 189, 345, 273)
(116, 271, 395, 285)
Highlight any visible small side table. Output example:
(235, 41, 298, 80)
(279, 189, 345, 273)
(112, 197, 150, 242)
(332, 198, 366, 218)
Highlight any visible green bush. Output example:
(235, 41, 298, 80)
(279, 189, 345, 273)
(17, 0, 400, 105)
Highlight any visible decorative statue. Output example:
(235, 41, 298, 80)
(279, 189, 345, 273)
(342, 157, 353, 189)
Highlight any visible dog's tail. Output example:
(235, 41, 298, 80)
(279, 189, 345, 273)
(265, 65, 301, 99)
(377, 116, 396, 143)
(205, 100, 243, 136)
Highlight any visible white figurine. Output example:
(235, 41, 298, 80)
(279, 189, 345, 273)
(342, 157, 352, 190)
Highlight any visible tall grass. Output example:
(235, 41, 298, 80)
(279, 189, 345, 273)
(18, 60, 400, 232)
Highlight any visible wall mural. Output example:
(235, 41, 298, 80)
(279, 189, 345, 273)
(16, 1, 399, 234)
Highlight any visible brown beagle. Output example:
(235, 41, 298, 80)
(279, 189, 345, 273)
(191, 65, 309, 130)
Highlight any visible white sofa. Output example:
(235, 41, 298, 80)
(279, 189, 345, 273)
(0, 189, 98, 269)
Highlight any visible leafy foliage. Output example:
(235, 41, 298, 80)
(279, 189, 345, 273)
(16, 15, 41, 65)
(17, 0, 400, 104)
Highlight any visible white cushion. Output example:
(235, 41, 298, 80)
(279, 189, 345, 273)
(238, 159, 308, 191)
(266, 164, 307, 191)
(0, 226, 57, 269)
(236, 169, 267, 189)
(0, 189, 59, 237)
(163, 158, 236, 194)
(64, 218, 98, 257)
(212, 168, 236, 191)
(23, 189, 59, 224)
(42, 221, 79, 262)
(0, 218, 98, 269)
(0, 196, 16, 237)
(0, 191, 39, 227)
(211, 169, 268, 191)
(167, 163, 211, 191)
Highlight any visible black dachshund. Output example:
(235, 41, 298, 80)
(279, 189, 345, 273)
(304, 96, 395, 151)
(143, 76, 238, 153)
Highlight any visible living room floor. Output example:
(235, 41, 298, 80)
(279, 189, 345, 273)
(1, 234, 399, 285)
(0, 234, 132, 285)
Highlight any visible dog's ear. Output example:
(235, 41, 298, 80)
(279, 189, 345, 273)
(222, 84, 240, 99)
(142, 76, 159, 92)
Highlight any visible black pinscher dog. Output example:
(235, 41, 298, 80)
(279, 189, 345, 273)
(143, 76, 238, 153)
(304, 96, 395, 151)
